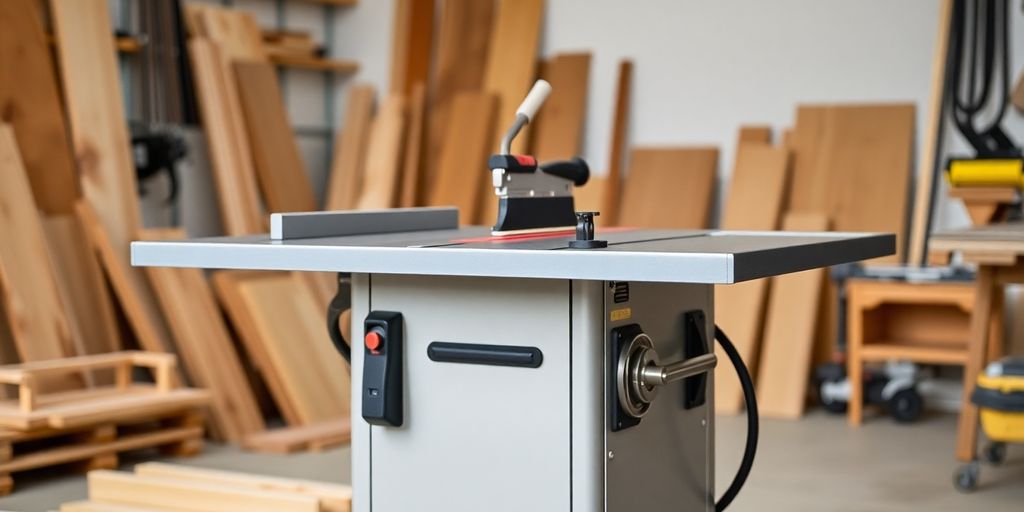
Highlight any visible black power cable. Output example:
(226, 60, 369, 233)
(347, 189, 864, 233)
(714, 325, 759, 512)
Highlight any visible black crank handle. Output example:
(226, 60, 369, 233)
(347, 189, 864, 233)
(326, 273, 352, 363)
(540, 157, 590, 186)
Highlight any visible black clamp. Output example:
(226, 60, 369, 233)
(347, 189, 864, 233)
(568, 212, 608, 249)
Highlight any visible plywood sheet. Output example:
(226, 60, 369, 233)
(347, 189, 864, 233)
(214, 272, 349, 426)
(188, 39, 263, 235)
(756, 213, 830, 419)
(532, 53, 591, 162)
(428, 93, 497, 225)
(326, 85, 376, 211)
(399, 83, 427, 207)
(0, 0, 79, 215)
(234, 60, 316, 213)
(0, 126, 78, 374)
(389, 0, 435, 95)
(355, 96, 407, 210)
(50, 0, 142, 254)
(618, 147, 718, 229)
(603, 60, 633, 225)
(138, 229, 265, 443)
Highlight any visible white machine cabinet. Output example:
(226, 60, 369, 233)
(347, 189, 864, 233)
(132, 208, 893, 511)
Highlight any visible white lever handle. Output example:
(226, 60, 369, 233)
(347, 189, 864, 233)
(515, 80, 552, 122)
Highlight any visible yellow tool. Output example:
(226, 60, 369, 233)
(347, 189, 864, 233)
(946, 158, 1024, 188)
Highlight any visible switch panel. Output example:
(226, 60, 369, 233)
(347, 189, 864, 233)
(363, 311, 404, 426)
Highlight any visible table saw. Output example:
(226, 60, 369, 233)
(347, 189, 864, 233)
(130, 81, 895, 511)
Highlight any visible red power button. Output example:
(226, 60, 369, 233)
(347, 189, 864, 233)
(365, 331, 383, 353)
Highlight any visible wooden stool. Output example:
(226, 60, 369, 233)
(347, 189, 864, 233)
(845, 279, 995, 425)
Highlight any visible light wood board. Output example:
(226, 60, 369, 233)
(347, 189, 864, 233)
(213, 272, 350, 426)
(618, 147, 718, 229)
(138, 229, 265, 443)
(50, 0, 142, 255)
(426, 0, 494, 188)
(737, 126, 772, 145)
(355, 95, 407, 210)
(603, 60, 633, 225)
(242, 418, 351, 455)
(234, 60, 317, 213)
(388, 0, 434, 96)
(188, 39, 263, 235)
(428, 92, 498, 225)
(477, 0, 544, 224)
(0, 126, 78, 380)
(0, 0, 79, 215)
(191, 5, 267, 61)
(326, 85, 376, 211)
(756, 213, 830, 419)
(399, 83, 427, 207)
(532, 53, 591, 162)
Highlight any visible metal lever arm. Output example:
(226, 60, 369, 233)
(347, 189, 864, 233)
(641, 353, 717, 387)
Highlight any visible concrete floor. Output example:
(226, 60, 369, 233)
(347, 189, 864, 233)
(0, 412, 1021, 511)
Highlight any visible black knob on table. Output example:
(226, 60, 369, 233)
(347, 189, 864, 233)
(568, 211, 608, 249)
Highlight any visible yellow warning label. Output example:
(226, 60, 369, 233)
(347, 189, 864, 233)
(610, 307, 632, 322)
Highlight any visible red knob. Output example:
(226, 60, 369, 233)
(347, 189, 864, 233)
(365, 331, 383, 352)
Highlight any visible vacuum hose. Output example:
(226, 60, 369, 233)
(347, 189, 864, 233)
(714, 325, 758, 511)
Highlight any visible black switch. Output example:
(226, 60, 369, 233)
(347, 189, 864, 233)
(362, 311, 403, 427)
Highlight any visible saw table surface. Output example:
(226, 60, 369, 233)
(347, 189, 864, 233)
(132, 222, 893, 284)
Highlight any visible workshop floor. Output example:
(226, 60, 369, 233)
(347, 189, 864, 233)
(1, 412, 1021, 511)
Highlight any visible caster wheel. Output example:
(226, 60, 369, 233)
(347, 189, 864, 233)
(889, 388, 923, 423)
(983, 442, 1007, 466)
(820, 394, 848, 414)
(953, 463, 979, 493)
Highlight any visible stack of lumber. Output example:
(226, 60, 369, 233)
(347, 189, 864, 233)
(0, 352, 209, 495)
(62, 463, 351, 512)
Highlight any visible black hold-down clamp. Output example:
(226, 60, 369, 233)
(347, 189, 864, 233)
(568, 212, 608, 249)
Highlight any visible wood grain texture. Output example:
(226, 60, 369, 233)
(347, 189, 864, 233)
(42, 215, 122, 356)
(755, 213, 830, 419)
(191, 5, 267, 61)
(234, 60, 317, 213)
(326, 85, 376, 211)
(213, 272, 350, 426)
(188, 39, 263, 235)
(426, 0, 494, 187)
(908, 0, 954, 266)
(355, 95, 407, 210)
(399, 83, 427, 207)
(389, 0, 435, 95)
(477, 0, 543, 224)
(428, 93, 498, 225)
(618, 147, 718, 229)
(603, 60, 633, 225)
(138, 229, 265, 443)
(532, 53, 591, 162)
(0, 0, 79, 215)
(242, 419, 352, 456)
(0, 126, 78, 374)
(50, 0, 142, 254)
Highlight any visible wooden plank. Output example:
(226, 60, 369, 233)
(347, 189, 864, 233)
(477, 0, 544, 224)
(0, 387, 209, 431)
(0, 126, 79, 381)
(908, 0, 954, 266)
(42, 215, 122, 356)
(0, 0, 79, 215)
(50, 0, 142, 256)
(786, 106, 829, 213)
(603, 60, 633, 225)
(62, 501, 164, 512)
(138, 229, 265, 443)
(389, 0, 435, 95)
(426, 0, 494, 188)
(192, 6, 267, 61)
(617, 147, 718, 229)
(737, 126, 772, 145)
(355, 96, 407, 210)
(714, 132, 790, 414)
(135, 462, 351, 512)
(87, 470, 320, 512)
(398, 83, 427, 207)
(532, 53, 591, 162)
(755, 213, 830, 419)
(188, 39, 263, 236)
(242, 418, 351, 455)
(270, 55, 360, 74)
(427, 92, 498, 225)
(234, 60, 317, 213)
(213, 272, 349, 426)
(325, 85, 376, 211)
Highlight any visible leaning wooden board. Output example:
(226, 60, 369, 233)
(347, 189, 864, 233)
(389, 0, 435, 96)
(356, 95, 407, 210)
(532, 53, 592, 162)
(618, 147, 719, 229)
(242, 418, 351, 455)
(0, 126, 79, 382)
(234, 60, 317, 213)
(756, 213, 830, 419)
(213, 272, 350, 426)
(0, 0, 79, 215)
(477, 0, 544, 224)
(714, 133, 790, 414)
(326, 85, 376, 211)
(603, 60, 633, 225)
(138, 229, 265, 443)
(399, 83, 427, 207)
(428, 92, 498, 225)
